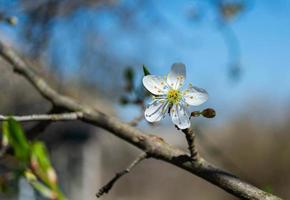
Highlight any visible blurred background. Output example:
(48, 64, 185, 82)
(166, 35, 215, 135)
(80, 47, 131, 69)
(0, 0, 290, 199)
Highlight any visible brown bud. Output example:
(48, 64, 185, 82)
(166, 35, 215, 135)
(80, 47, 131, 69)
(201, 108, 216, 118)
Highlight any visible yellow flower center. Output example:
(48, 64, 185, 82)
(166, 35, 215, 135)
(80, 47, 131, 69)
(167, 89, 181, 104)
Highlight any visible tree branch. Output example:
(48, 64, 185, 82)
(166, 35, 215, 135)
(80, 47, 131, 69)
(0, 40, 283, 200)
(0, 112, 83, 122)
(96, 153, 148, 198)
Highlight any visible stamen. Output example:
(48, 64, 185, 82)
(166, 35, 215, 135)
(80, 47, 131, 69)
(166, 89, 181, 105)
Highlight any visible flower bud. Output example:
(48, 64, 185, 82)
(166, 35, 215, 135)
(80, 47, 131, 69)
(201, 108, 216, 118)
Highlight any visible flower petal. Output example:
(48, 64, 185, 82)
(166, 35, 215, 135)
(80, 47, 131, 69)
(167, 63, 186, 89)
(170, 104, 190, 129)
(143, 75, 169, 95)
(183, 85, 208, 106)
(145, 100, 169, 122)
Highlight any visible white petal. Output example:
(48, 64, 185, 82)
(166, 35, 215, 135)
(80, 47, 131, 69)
(170, 104, 190, 129)
(143, 75, 169, 95)
(183, 85, 208, 106)
(145, 100, 169, 122)
(167, 63, 186, 89)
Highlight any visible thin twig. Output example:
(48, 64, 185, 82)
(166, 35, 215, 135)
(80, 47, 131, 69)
(0, 112, 83, 122)
(128, 113, 144, 127)
(181, 128, 198, 161)
(96, 153, 148, 198)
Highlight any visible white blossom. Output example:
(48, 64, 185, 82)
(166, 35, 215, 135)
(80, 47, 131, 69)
(143, 63, 208, 129)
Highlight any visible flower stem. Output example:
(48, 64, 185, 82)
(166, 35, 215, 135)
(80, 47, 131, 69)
(181, 128, 198, 161)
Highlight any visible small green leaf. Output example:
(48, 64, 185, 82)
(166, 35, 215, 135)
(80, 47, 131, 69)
(30, 141, 55, 187)
(30, 141, 62, 195)
(142, 65, 151, 76)
(1, 119, 66, 200)
(30, 142, 51, 171)
(25, 171, 56, 199)
(2, 118, 30, 163)
(32, 181, 56, 199)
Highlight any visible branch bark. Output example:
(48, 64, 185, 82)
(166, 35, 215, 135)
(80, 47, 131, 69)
(0, 40, 283, 200)
(0, 112, 83, 122)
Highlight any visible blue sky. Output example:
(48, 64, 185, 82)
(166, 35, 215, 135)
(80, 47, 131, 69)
(117, 0, 290, 123)
(1, 0, 290, 123)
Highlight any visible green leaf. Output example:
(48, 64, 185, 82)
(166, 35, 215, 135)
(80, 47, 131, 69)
(26, 170, 66, 200)
(1, 119, 66, 200)
(32, 181, 56, 199)
(30, 141, 55, 187)
(142, 65, 151, 76)
(30, 142, 52, 171)
(30, 141, 62, 194)
(2, 118, 30, 163)
(25, 171, 56, 199)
